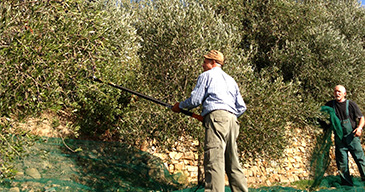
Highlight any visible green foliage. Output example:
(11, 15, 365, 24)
(0, 0, 141, 136)
(0, 119, 38, 179)
(0, 0, 364, 177)
(268, 0, 365, 106)
(231, 0, 363, 107)
(237, 67, 314, 160)
(200, 0, 364, 160)
(205, 0, 364, 108)
(123, 0, 243, 146)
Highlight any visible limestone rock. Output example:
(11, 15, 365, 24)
(25, 168, 41, 179)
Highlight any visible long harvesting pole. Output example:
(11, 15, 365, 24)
(91, 76, 204, 122)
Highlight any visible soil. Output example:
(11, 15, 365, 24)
(14, 110, 75, 138)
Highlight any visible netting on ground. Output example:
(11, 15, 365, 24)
(0, 137, 183, 191)
(176, 177, 365, 192)
(1, 136, 365, 191)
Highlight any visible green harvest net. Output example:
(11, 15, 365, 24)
(0, 137, 183, 192)
(309, 106, 344, 190)
(1, 113, 365, 192)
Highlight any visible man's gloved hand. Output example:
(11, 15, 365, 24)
(172, 102, 181, 113)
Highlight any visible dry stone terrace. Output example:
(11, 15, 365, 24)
(14, 114, 363, 188)
(142, 128, 363, 187)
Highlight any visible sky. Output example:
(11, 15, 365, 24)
(361, 0, 365, 6)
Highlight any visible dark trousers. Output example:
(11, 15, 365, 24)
(335, 134, 365, 185)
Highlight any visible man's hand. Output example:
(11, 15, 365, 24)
(172, 102, 181, 113)
(353, 127, 363, 137)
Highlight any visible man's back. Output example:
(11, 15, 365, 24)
(199, 67, 245, 117)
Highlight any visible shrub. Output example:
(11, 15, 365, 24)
(0, 118, 38, 179)
(0, 0, 141, 137)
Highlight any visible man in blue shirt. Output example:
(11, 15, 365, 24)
(172, 50, 248, 192)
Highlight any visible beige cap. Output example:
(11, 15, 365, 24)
(204, 50, 224, 66)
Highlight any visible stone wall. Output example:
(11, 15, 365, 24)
(15, 113, 362, 187)
(142, 128, 363, 187)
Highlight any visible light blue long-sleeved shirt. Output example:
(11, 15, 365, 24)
(179, 67, 246, 117)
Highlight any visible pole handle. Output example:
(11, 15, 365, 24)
(191, 113, 204, 122)
(180, 109, 204, 122)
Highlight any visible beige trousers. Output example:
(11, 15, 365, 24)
(203, 110, 248, 192)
